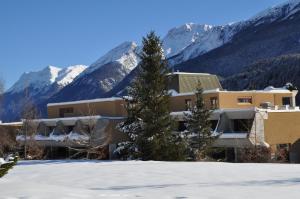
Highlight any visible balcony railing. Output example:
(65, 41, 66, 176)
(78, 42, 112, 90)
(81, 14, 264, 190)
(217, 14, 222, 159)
(262, 105, 299, 111)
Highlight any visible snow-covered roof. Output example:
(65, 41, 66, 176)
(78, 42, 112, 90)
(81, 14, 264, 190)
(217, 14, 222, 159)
(32, 115, 124, 125)
(0, 121, 23, 126)
(167, 72, 212, 76)
(47, 97, 123, 107)
(219, 133, 248, 139)
(169, 87, 292, 97)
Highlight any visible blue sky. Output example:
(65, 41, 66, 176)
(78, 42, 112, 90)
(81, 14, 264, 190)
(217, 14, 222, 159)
(0, 0, 287, 89)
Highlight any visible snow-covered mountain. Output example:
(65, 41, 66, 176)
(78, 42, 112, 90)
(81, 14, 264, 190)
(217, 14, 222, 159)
(174, 0, 300, 77)
(55, 65, 88, 86)
(83, 41, 139, 76)
(166, 0, 300, 65)
(2, 0, 300, 122)
(1, 65, 87, 121)
(163, 23, 243, 65)
(101, 0, 300, 97)
(7, 65, 87, 94)
(249, 0, 300, 24)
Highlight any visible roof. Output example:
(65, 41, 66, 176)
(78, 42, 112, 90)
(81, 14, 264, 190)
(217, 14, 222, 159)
(0, 122, 23, 127)
(167, 72, 223, 93)
(47, 97, 123, 107)
(167, 72, 212, 76)
(169, 87, 292, 97)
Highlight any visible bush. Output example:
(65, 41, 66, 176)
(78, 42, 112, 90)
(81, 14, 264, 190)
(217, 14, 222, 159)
(0, 127, 17, 157)
(238, 147, 271, 163)
(0, 156, 18, 178)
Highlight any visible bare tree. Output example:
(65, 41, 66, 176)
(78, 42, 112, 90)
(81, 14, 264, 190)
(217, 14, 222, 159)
(0, 78, 15, 157)
(0, 126, 17, 157)
(67, 103, 112, 159)
(21, 96, 44, 159)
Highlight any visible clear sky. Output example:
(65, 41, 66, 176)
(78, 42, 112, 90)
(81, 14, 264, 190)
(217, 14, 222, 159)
(0, 0, 287, 90)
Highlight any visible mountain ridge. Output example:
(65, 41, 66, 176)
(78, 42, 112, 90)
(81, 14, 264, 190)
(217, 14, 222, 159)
(2, 0, 300, 122)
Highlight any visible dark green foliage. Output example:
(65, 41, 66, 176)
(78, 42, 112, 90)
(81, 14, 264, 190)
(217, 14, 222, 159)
(223, 54, 300, 88)
(222, 54, 300, 103)
(0, 156, 18, 178)
(185, 82, 215, 160)
(118, 32, 187, 161)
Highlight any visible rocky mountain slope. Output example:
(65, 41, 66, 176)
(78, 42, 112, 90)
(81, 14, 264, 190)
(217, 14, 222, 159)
(174, 0, 300, 76)
(2, 0, 300, 122)
(103, 0, 300, 97)
(1, 65, 87, 121)
(222, 54, 300, 102)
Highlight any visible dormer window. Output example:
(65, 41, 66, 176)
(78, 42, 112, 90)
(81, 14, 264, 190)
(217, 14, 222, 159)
(185, 99, 192, 111)
(282, 97, 291, 105)
(237, 97, 252, 104)
(59, 107, 74, 118)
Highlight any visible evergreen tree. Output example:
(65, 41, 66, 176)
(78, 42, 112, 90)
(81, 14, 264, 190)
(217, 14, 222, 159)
(118, 32, 187, 161)
(185, 82, 215, 160)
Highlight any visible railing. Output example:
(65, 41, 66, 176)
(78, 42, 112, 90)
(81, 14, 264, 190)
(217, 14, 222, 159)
(262, 105, 299, 111)
(218, 132, 249, 139)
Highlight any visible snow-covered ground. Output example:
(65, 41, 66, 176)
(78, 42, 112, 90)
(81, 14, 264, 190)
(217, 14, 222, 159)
(1, 161, 300, 199)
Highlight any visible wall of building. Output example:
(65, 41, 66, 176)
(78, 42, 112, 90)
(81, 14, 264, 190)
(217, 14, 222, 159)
(264, 111, 300, 147)
(170, 93, 219, 112)
(48, 91, 294, 119)
(218, 92, 293, 109)
(47, 99, 127, 118)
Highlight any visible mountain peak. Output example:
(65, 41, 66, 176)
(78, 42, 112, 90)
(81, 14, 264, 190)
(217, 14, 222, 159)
(7, 65, 87, 94)
(55, 65, 87, 86)
(250, 0, 300, 24)
(162, 23, 215, 58)
(83, 41, 138, 75)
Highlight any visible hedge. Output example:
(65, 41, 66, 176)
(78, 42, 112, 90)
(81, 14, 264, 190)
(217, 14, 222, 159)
(0, 157, 18, 178)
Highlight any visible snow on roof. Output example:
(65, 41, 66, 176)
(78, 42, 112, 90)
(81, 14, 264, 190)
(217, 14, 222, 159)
(169, 89, 221, 97)
(47, 97, 123, 107)
(169, 87, 291, 97)
(0, 121, 23, 126)
(167, 72, 212, 76)
(219, 133, 248, 139)
(32, 115, 125, 123)
(263, 86, 293, 93)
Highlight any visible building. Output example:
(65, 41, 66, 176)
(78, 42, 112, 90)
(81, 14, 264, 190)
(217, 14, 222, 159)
(2, 72, 300, 162)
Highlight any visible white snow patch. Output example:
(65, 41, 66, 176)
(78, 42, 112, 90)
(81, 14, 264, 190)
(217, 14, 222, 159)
(7, 65, 87, 93)
(1, 161, 300, 198)
(250, 0, 300, 24)
(219, 133, 248, 139)
(47, 97, 123, 107)
(55, 65, 87, 86)
(8, 65, 61, 93)
(0, 158, 7, 166)
(67, 131, 89, 141)
(83, 41, 139, 75)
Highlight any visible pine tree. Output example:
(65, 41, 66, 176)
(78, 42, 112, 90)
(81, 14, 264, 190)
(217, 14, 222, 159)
(185, 82, 215, 160)
(118, 32, 187, 161)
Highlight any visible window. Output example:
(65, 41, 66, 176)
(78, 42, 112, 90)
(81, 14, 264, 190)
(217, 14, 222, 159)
(177, 121, 187, 131)
(185, 99, 192, 111)
(237, 97, 252, 104)
(59, 107, 74, 117)
(282, 97, 291, 105)
(210, 120, 218, 131)
(210, 97, 218, 109)
(233, 119, 253, 132)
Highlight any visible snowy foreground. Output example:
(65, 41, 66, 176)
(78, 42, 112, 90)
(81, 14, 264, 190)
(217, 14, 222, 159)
(1, 161, 300, 199)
